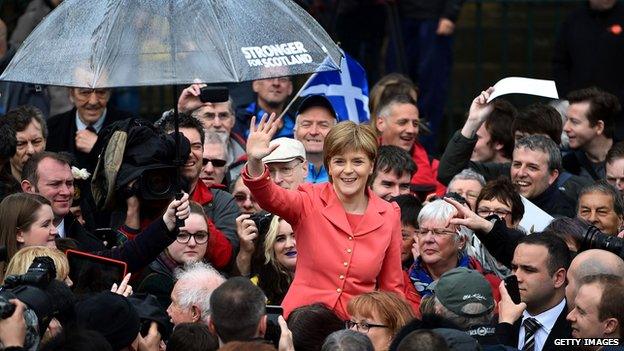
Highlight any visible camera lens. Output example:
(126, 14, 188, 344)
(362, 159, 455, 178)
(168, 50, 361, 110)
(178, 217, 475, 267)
(582, 225, 624, 259)
(146, 171, 172, 196)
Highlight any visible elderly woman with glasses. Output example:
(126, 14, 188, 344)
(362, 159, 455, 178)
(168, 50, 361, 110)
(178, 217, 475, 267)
(408, 199, 501, 303)
(243, 114, 404, 320)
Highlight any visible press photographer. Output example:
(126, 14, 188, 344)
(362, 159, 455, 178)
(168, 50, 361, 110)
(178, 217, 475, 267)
(0, 256, 69, 350)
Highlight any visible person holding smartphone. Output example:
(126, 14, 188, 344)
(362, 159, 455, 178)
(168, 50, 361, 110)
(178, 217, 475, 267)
(243, 113, 403, 320)
(235, 213, 296, 304)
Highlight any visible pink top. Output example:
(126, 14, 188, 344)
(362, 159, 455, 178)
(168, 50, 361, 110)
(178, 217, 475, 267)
(243, 166, 404, 320)
(345, 213, 364, 233)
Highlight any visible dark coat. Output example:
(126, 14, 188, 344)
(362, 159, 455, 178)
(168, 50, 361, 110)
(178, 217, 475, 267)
(495, 303, 572, 351)
(553, 2, 624, 104)
(553, 3, 624, 141)
(475, 218, 525, 269)
(99, 218, 177, 273)
(64, 212, 107, 253)
(136, 257, 175, 311)
(46, 107, 133, 171)
(67, 215, 178, 274)
(562, 150, 605, 181)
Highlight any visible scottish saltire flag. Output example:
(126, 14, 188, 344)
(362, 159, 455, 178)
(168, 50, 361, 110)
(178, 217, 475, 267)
(300, 50, 370, 123)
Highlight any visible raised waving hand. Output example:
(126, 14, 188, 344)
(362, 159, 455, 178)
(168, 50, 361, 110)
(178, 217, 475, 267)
(246, 113, 282, 177)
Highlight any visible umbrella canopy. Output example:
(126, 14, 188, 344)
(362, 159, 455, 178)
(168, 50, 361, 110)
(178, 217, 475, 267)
(0, 0, 342, 88)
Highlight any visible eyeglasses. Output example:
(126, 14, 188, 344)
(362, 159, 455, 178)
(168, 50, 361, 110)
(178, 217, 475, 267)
(345, 320, 389, 333)
(476, 208, 511, 218)
(233, 192, 256, 203)
(268, 161, 302, 177)
(203, 112, 232, 121)
(414, 227, 457, 238)
(176, 231, 209, 244)
(202, 158, 227, 167)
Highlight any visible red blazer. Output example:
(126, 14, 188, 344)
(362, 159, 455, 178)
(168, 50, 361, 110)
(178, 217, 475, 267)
(243, 166, 404, 320)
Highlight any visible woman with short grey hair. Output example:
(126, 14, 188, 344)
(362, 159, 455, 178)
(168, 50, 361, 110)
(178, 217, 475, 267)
(407, 199, 501, 303)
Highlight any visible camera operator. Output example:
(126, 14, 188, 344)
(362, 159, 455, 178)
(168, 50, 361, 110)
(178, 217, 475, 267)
(156, 113, 239, 270)
(0, 256, 76, 351)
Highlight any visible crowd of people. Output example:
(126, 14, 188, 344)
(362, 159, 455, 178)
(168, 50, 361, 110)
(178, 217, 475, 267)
(2, 0, 624, 351)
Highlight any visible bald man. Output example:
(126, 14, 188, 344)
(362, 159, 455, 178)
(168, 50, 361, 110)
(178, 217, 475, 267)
(565, 249, 624, 309)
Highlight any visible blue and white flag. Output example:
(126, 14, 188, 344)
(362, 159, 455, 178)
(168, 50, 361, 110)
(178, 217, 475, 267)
(300, 50, 370, 123)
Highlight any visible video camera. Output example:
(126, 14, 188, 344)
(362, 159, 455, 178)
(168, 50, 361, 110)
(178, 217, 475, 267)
(0, 256, 58, 349)
(92, 119, 191, 212)
(123, 166, 178, 201)
(581, 225, 624, 259)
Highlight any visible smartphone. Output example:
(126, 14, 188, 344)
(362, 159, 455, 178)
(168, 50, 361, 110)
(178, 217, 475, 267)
(264, 305, 283, 347)
(66, 249, 127, 295)
(504, 275, 522, 304)
(199, 86, 229, 103)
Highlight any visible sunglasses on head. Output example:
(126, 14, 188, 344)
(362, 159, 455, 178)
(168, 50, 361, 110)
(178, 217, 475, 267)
(202, 158, 227, 167)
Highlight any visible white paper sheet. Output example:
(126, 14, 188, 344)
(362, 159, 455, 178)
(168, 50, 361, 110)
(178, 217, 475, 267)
(487, 77, 559, 103)
(518, 196, 554, 233)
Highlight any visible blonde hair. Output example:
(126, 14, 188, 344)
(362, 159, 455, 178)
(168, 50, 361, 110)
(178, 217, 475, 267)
(347, 291, 415, 336)
(323, 121, 378, 178)
(4, 246, 69, 283)
(263, 216, 286, 268)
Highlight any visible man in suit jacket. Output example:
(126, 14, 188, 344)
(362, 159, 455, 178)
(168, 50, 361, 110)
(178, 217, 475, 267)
(46, 87, 132, 171)
(496, 234, 572, 351)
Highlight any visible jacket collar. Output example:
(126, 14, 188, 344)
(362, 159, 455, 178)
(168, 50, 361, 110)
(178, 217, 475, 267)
(191, 180, 214, 205)
(319, 183, 387, 236)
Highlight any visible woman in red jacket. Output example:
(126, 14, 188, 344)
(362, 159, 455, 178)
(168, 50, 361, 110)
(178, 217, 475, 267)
(243, 113, 404, 319)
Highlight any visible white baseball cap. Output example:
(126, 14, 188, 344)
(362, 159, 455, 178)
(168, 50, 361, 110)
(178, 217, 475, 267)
(262, 137, 306, 164)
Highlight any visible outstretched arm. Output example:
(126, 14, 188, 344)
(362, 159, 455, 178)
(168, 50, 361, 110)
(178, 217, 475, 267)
(446, 197, 523, 268)
(438, 88, 496, 185)
(460, 87, 494, 139)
